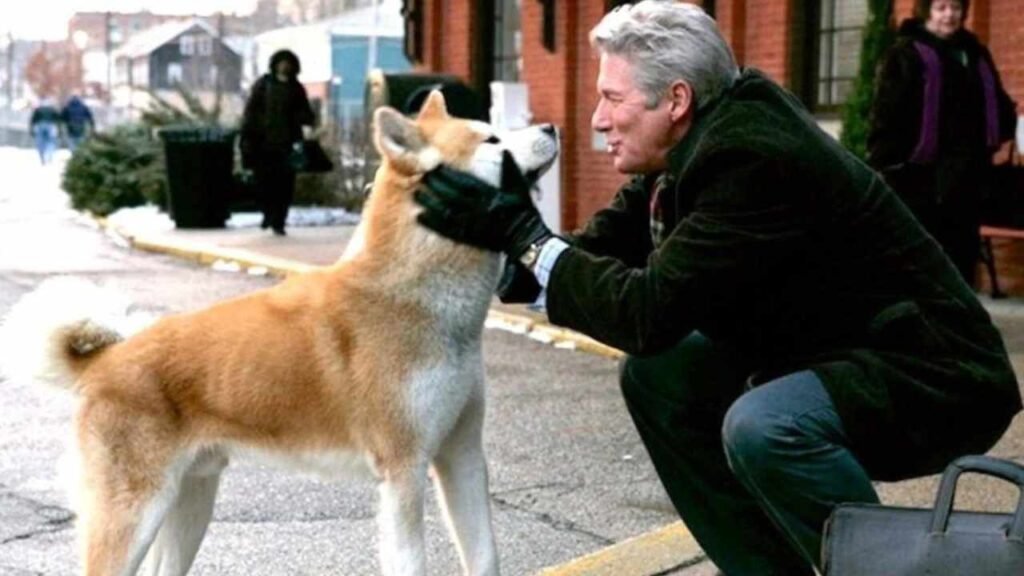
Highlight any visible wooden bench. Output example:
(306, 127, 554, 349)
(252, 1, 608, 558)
(980, 225, 1024, 298)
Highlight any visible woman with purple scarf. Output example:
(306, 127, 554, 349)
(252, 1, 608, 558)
(868, 0, 1017, 285)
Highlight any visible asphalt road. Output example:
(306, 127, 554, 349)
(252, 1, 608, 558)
(0, 149, 678, 575)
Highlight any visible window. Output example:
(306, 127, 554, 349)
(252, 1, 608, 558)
(401, 0, 423, 63)
(180, 35, 195, 56)
(198, 36, 213, 56)
(811, 0, 868, 110)
(493, 0, 521, 82)
(167, 63, 183, 85)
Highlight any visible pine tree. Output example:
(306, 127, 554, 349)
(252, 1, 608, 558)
(839, 0, 897, 160)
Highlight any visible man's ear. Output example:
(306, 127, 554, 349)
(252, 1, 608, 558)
(374, 107, 431, 173)
(667, 80, 694, 123)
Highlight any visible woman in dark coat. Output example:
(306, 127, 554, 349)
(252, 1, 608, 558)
(868, 0, 1017, 284)
(240, 49, 316, 236)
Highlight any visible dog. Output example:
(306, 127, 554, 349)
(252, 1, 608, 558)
(1, 90, 559, 576)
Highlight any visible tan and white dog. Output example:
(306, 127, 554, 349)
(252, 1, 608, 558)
(1, 91, 558, 576)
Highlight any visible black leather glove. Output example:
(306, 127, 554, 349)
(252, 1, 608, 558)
(414, 151, 552, 260)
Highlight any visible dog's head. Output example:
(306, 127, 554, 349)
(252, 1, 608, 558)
(372, 90, 559, 190)
(342, 91, 559, 272)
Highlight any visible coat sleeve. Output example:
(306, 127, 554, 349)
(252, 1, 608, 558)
(296, 83, 316, 127)
(546, 151, 809, 356)
(867, 44, 922, 170)
(980, 46, 1018, 144)
(239, 77, 266, 167)
(567, 175, 654, 267)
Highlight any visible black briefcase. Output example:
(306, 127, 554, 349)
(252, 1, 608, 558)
(823, 455, 1024, 575)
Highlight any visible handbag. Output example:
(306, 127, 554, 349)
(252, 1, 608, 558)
(288, 139, 334, 173)
(823, 455, 1024, 575)
(981, 145, 1024, 228)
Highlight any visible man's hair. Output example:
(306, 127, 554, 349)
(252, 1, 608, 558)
(914, 0, 970, 20)
(589, 0, 739, 111)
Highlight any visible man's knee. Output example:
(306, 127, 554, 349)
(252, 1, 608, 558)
(721, 392, 794, 478)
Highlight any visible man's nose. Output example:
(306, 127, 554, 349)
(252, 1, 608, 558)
(592, 99, 613, 132)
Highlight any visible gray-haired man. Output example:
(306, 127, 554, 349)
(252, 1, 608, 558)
(414, 1, 1020, 574)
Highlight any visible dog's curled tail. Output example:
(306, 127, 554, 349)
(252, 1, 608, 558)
(0, 277, 154, 392)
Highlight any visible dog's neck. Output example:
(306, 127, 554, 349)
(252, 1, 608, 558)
(339, 165, 501, 314)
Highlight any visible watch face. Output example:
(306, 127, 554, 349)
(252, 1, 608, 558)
(520, 245, 540, 268)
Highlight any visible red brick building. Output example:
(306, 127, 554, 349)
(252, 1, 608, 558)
(400, 0, 1023, 232)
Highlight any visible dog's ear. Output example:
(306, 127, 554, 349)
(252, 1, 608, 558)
(417, 90, 448, 121)
(374, 107, 437, 173)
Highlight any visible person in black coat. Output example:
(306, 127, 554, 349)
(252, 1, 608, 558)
(413, 2, 1021, 574)
(868, 0, 1017, 284)
(239, 49, 316, 236)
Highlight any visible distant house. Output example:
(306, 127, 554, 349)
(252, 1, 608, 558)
(112, 19, 242, 95)
(252, 0, 410, 125)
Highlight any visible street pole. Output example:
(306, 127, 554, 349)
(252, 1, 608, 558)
(5, 32, 13, 110)
(367, 0, 379, 73)
(104, 12, 112, 107)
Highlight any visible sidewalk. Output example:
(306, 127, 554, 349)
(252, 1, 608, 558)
(105, 214, 1024, 576)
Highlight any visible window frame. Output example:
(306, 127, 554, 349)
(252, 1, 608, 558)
(797, 0, 869, 114)
(167, 62, 183, 85)
(492, 0, 521, 82)
(198, 36, 213, 56)
(180, 35, 195, 56)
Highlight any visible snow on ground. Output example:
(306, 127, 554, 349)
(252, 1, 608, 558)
(0, 147, 72, 210)
(106, 204, 361, 234)
(0, 145, 360, 234)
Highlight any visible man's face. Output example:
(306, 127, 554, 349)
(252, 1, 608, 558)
(925, 0, 964, 39)
(591, 53, 680, 174)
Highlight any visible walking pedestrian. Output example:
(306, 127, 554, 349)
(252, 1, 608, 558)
(239, 49, 316, 236)
(867, 0, 1017, 285)
(414, 2, 1021, 574)
(61, 95, 95, 152)
(29, 98, 61, 165)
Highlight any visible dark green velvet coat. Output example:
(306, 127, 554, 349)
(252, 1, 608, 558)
(546, 69, 1020, 480)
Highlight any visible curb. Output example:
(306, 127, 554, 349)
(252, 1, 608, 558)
(539, 522, 705, 576)
(101, 220, 704, 576)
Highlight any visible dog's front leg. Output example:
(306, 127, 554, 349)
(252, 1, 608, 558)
(378, 462, 428, 576)
(432, 389, 499, 576)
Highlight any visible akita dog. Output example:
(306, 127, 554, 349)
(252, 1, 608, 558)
(1, 91, 558, 576)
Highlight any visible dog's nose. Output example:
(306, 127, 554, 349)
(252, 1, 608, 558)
(541, 124, 557, 137)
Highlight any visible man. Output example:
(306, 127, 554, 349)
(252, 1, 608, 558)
(414, 2, 1021, 574)
(61, 95, 95, 152)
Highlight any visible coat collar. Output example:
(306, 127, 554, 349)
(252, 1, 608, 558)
(665, 68, 765, 178)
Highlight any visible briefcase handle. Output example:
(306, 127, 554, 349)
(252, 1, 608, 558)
(929, 455, 1024, 541)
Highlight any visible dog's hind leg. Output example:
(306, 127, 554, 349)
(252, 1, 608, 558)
(139, 464, 224, 576)
(77, 467, 181, 576)
(377, 460, 429, 576)
(431, 387, 499, 576)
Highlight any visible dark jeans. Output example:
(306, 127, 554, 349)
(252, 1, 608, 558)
(254, 151, 296, 231)
(620, 333, 880, 575)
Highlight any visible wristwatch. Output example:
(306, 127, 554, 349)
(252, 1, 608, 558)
(518, 239, 548, 271)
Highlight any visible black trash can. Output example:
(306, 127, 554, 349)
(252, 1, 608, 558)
(159, 125, 237, 229)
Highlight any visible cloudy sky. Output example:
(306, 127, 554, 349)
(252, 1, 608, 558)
(2, 0, 259, 40)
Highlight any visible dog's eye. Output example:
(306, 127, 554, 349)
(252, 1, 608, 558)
(484, 135, 501, 144)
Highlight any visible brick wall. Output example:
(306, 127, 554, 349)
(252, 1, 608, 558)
(418, 0, 1022, 236)
(741, 0, 791, 84)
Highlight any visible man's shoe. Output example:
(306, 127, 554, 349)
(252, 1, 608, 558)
(272, 227, 287, 236)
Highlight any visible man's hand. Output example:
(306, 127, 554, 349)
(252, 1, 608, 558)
(414, 151, 552, 259)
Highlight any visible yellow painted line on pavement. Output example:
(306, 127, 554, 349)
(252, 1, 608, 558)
(123, 231, 317, 277)
(539, 521, 704, 576)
